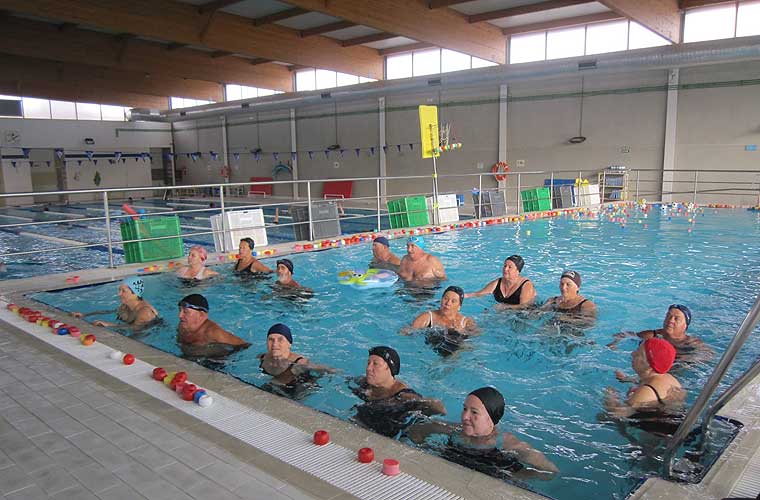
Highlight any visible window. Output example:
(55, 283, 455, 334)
(586, 20, 629, 55)
(295, 69, 316, 91)
(101, 105, 127, 121)
(316, 69, 337, 89)
(336, 72, 359, 87)
(226, 84, 242, 101)
(386, 53, 413, 79)
(359, 76, 377, 83)
(170, 97, 214, 109)
(442, 49, 470, 73)
(547, 26, 585, 60)
(50, 100, 77, 120)
(240, 85, 257, 99)
(471, 56, 498, 68)
(76, 102, 101, 120)
(684, 4, 736, 42)
(737, 1, 760, 37)
(413, 49, 441, 76)
(258, 88, 276, 97)
(628, 21, 670, 49)
(22, 98, 51, 119)
(510, 32, 546, 63)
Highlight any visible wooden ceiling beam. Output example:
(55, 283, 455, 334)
(165, 42, 188, 51)
(57, 21, 77, 31)
(679, 0, 734, 8)
(299, 20, 356, 37)
(249, 58, 270, 65)
(502, 12, 624, 36)
(210, 50, 234, 58)
(469, 0, 595, 23)
(378, 42, 435, 56)
(428, 0, 473, 8)
(598, 0, 681, 43)
(0, 16, 294, 91)
(0, 0, 384, 79)
(283, 0, 506, 63)
(341, 33, 397, 47)
(252, 7, 308, 27)
(0, 79, 168, 108)
(197, 0, 244, 14)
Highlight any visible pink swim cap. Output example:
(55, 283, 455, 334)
(190, 245, 207, 261)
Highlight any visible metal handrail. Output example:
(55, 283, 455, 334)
(664, 292, 760, 478)
(700, 356, 760, 437)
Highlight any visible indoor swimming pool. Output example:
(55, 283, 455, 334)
(31, 206, 760, 500)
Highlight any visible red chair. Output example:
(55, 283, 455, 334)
(249, 177, 273, 197)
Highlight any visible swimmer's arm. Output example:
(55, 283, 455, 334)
(502, 432, 559, 475)
(72, 309, 114, 319)
(399, 392, 447, 417)
(408, 312, 432, 332)
(294, 358, 338, 375)
(430, 256, 447, 280)
(133, 307, 158, 326)
(390, 253, 402, 266)
(614, 370, 637, 383)
(464, 279, 498, 299)
(539, 297, 558, 311)
(580, 300, 597, 317)
(463, 317, 479, 335)
(603, 387, 636, 418)
(251, 259, 273, 273)
(213, 329, 251, 347)
(204, 267, 220, 277)
(518, 281, 537, 307)
(397, 257, 413, 281)
(405, 420, 454, 444)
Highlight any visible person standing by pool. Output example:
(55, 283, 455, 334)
(541, 270, 596, 319)
(258, 323, 333, 388)
(351, 346, 446, 437)
(369, 236, 401, 271)
(234, 238, 272, 275)
(465, 255, 536, 309)
(406, 387, 559, 479)
(176, 294, 250, 355)
(409, 286, 477, 334)
(397, 236, 446, 282)
(605, 338, 685, 418)
(73, 277, 158, 328)
(176, 245, 219, 280)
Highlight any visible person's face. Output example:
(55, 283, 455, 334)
(366, 354, 392, 387)
(178, 306, 206, 331)
(267, 334, 291, 358)
(373, 242, 387, 259)
(440, 290, 461, 313)
(406, 243, 422, 259)
(239, 241, 252, 257)
(663, 308, 688, 338)
(118, 284, 136, 304)
(188, 248, 204, 266)
(461, 395, 495, 437)
(502, 259, 519, 279)
(276, 263, 291, 281)
(559, 277, 579, 297)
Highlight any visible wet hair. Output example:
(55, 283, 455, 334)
(468, 387, 505, 425)
(368, 346, 400, 376)
(443, 285, 464, 305)
(240, 238, 255, 250)
(505, 255, 524, 272)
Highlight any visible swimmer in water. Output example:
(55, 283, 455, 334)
(176, 294, 250, 357)
(541, 270, 596, 320)
(406, 387, 559, 479)
(175, 245, 218, 280)
(369, 236, 401, 271)
(351, 346, 446, 437)
(407, 286, 477, 334)
(234, 238, 273, 275)
(73, 276, 158, 328)
(274, 258, 310, 291)
(397, 236, 446, 283)
(258, 323, 333, 387)
(465, 255, 536, 309)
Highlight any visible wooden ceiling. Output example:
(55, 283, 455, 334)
(0, 0, 724, 109)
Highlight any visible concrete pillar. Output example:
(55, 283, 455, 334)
(661, 68, 679, 203)
(290, 108, 299, 199)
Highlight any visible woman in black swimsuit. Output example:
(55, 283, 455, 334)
(465, 255, 536, 308)
(258, 324, 332, 392)
(234, 237, 273, 276)
(541, 270, 596, 318)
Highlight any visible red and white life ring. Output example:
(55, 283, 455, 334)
(220, 165, 232, 178)
(492, 161, 509, 181)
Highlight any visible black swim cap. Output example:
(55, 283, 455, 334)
(468, 387, 505, 425)
(240, 237, 255, 250)
(277, 259, 294, 275)
(369, 346, 400, 376)
(506, 255, 524, 272)
(444, 285, 464, 304)
(267, 323, 292, 344)
(178, 294, 209, 313)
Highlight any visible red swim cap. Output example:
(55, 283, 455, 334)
(644, 338, 676, 374)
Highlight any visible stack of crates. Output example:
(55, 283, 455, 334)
(387, 196, 429, 229)
(290, 201, 341, 240)
(120, 215, 184, 263)
(520, 187, 552, 212)
(544, 179, 576, 208)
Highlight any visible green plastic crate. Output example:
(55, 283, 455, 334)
(520, 187, 552, 212)
(386, 196, 430, 229)
(120, 215, 184, 263)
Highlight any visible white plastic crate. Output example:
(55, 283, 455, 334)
(210, 209, 268, 252)
(427, 194, 460, 224)
(577, 184, 601, 207)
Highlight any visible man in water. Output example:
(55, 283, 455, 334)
(176, 294, 250, 356)
(369, 236, 401, 271)
(397, 236, 446, 282)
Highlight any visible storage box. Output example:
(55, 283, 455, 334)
(520, 187, 552, 212)
(290, 201, 341, 240)
(472, 190, 507, 218)
(577, 184, 601, 206)
(210, 209, 268, 253)
(427, 194, 460, 224)
(120, 215, 184, 263)
(387, 196, 429, 229)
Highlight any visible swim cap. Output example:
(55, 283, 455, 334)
(408, 236, 426, 251)
(668, 304, 692, 330)
(267, 323, 292, 344)
(277, 259, 294, 275)
(178, 294, 209, 313)
(444, 285, 464, 304)
(240, 237, 255, 250)
(368, 346, 400, 376)
(374, 236, 390, 247)
(190, 245, 207, 261)
(644, 338, 676, 374)
(468, 387, 505, 425)
(561, 270, 582, 288)
(506, 255, 524, 272)
(122, 277, 144, 298)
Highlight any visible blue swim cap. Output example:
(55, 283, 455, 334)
(408, 236, 426, 251)
(374, 236, 390, 247)
(122, 277, 144, 298)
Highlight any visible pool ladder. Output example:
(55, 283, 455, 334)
(664, 292, 760, 480)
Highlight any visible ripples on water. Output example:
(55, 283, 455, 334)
(32, 206, 760, 500)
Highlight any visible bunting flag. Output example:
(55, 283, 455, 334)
(308, 151, 314, 160)
(355, 148, 360, 158)
(190, 153, 198, 162)
(46, 161, 51, 167)
(291, 152, 297, 161)
(382, 146, 387, 154)
(77, 160, 83, 166)
(339, 149, 345, 158)
(272, 152, 279, 161)
(369, 147, 375, 156)
(108, 159, 115, 165)
(397, 144, 402, 153)
(209, 151, 219, 161)
(85, 151, 94, 161)
(22, 148, 30, 158)
(233, 152, 240, 161)
(11, 161, 16, 168)
(186, 153, 191, 159)
(114, 151, 122, 162)
(122, 158, 127, 164)
(93, 160, 98, 165)
(55, 148, 65, 159)
(324, 150, 330, 159)
(141, 153, 149, 163)
(254, 151, 261, 162)
(409, 143, 414, 151)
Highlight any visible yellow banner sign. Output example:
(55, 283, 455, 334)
(418, 105, 439, 159)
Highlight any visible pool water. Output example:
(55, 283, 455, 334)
(33, 206, 760, 500)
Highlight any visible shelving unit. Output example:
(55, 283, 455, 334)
(598, 169, 629, 202)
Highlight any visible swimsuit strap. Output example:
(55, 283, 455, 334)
(643, 383, 665, 405)
(289, 356, 305, 370)
(394, 387, 420, 398)
(428, 310, 434, 328)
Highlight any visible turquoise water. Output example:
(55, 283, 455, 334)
(32, 206, 760, 500)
